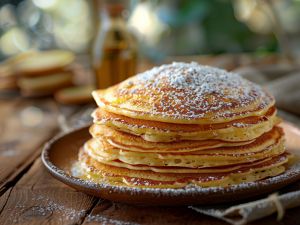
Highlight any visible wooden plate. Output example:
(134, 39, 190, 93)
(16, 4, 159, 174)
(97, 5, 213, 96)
(42, 122, 300, 206)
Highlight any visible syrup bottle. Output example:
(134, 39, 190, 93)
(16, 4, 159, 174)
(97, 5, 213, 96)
(92, 0, 137, 89)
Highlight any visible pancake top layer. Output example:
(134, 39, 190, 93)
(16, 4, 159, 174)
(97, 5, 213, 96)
(93, 62, 274, 124)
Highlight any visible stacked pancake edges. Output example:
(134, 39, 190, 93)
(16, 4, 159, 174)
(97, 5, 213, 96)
(77, 62, 291, 189)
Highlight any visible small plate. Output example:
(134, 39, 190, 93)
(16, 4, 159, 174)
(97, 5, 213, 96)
(42, 122, 300, 206)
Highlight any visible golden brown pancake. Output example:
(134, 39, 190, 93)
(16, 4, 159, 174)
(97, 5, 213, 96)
(92, 106, 279, 142)
(78, 149, 289, 188)
(73, 62, 292, 190)
(84, 128, 285, 168)
(90, 125, 282, 154)
(90, 125, 255, 153)
(92, 62, 274, 124)
(15, 50, 74, 77)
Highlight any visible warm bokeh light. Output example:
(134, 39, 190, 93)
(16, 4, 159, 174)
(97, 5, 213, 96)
(52, 0, 93, 52)
(32, 0, 58, 10)
(0, 27, 30, 56)
(233, 0, 274, 34)
(129, 2, 167, 45)
(0, 0, 299, 59)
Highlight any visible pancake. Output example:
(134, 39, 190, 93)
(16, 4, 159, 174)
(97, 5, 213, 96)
(90, 125, 255, 153)
(83, 129, 285, 168)
(92, 106, 279, 142)
(18, 72, 74, 97)
(79, 149, 276, 173)
(91, 125, 282, 154)
(54, 85, 94, 104)
(92, 62, 274, 125)
(15, 50, 74, 77)
(73, 62, 292, 190)
(90, 125, 283, 154)
(78, 149, 289, 188)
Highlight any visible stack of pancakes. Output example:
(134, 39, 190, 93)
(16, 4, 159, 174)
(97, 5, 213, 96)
(78, 62, 291, 188)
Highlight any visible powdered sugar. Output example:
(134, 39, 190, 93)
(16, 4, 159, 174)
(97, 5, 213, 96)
(232, 122, 249, 128)
(87, 214, 139, 225)
(116, 62, 273, 120)
(6, 194, 87, 223)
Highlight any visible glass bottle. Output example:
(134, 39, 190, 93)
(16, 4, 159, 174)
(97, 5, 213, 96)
(92, 0, 137, 89)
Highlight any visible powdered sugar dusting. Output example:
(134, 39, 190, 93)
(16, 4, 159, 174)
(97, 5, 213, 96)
(7, 194, 87, 223)
(115, 62, 273, 120)
(87, 214, 139, 225)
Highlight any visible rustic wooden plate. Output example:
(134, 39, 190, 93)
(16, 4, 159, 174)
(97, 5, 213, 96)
(42, 122, 300, 206)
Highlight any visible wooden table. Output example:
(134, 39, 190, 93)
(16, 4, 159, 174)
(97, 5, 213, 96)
(1, 55, 300, 225)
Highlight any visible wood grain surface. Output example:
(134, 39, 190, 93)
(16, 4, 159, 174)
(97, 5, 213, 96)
(0, 99, 58, 193)
(0, 159, 96, 225)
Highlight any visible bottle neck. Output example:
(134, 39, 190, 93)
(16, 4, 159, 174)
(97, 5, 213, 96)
(100, 3, 125, 18)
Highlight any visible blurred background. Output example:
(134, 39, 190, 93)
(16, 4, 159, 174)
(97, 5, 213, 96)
(1, 0, 300, 60)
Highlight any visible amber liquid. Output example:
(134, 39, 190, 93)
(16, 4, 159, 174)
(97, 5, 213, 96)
(94, 46, 137, 89)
